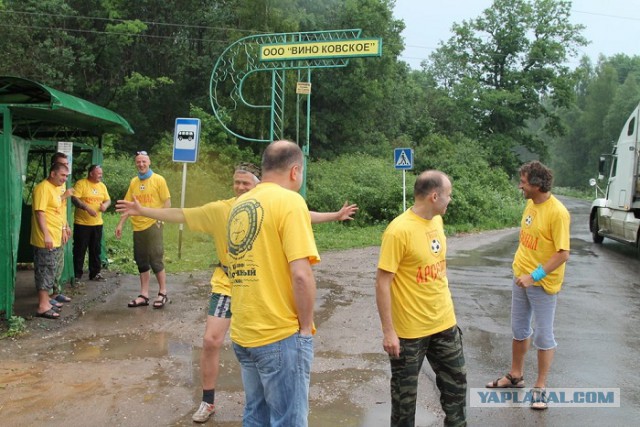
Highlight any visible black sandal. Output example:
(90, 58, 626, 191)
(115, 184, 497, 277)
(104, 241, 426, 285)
(128, 295, 149, 308)
(153, 292, 168, 309)
(486, 372, 525, 388)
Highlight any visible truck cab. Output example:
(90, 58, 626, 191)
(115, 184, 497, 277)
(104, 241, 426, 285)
(590, 103, 640, 246)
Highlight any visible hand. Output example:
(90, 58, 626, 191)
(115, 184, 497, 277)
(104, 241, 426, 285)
(337, 201, 358, 221)
(115, 197, 141, 216)
(382, 330, 401, 358)
(86, 207, 98, 217)
(63, 188, 74, 199)
(515, 274, 534, 288)
(115, 226, 122, 240)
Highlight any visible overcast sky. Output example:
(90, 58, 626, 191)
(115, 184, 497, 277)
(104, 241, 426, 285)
(393, 0, 640, 69)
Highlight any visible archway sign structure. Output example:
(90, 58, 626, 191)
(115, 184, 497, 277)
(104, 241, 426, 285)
(209, 29, 382, 196)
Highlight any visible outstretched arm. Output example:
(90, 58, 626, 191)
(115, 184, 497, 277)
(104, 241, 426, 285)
(310, 201, 358, 224)
(115, 197, 185, 223)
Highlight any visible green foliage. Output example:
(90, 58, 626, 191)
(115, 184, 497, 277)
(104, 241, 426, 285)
(414, 134, 523, 229)
(426, 0, 588, 174)
(306, 153, 409, 224)
(2, 316, 27, 338)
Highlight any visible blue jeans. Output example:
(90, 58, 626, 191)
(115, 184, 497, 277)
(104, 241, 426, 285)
(233, 332, 314, 427)
(511, 280, 558, 349)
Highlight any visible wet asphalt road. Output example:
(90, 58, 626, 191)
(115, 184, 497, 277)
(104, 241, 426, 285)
(448, 196, 640, 426)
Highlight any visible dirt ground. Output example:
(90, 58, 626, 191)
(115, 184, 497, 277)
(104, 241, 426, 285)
(0, 232, 513, 427)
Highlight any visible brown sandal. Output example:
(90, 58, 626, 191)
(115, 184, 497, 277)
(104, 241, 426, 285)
(486, 373, 525, 388)
(153, 292, 168, 309)
(128, 295, 149, 308)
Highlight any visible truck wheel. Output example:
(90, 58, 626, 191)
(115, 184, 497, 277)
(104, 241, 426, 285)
(591, 215, 604, 244)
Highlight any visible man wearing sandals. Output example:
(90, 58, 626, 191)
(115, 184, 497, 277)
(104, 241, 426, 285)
(31, 162, 72, 319)
(116, 161, 356, 423)
(486, 161, 570, 410)
(376, 170, 467, 427)
(115, 151, 171, 309)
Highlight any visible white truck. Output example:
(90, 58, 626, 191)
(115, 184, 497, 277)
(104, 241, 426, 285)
(590, 102, 640, 246)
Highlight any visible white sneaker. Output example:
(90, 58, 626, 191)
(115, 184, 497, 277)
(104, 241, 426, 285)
(192, 401, 216, 423)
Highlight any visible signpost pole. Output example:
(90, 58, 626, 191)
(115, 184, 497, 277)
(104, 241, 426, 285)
(178, 162, 187, 260)
(403, 169, 406, 211)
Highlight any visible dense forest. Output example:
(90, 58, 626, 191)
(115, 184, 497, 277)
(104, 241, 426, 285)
(2, 0, 640, 227)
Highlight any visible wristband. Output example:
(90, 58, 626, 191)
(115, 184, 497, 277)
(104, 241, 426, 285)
(530, 265, 547, 282)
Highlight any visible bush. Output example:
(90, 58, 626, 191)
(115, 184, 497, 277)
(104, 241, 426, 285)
(307, 153, 412, 224)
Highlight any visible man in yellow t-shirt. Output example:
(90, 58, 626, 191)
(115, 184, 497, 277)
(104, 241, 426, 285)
(115, 151, 171, 309)
(486, 161, 570, 411)
(116, 162, 356, 423)
(72, 165, 111, 282)
(31, 162, 72, 319)
(227, 141, 319, 426)
(376, 170, 466, 427)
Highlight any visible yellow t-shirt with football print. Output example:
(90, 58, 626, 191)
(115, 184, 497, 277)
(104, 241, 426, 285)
(124, 173, 171, 231)
(183, 198, 235, 295)
(228, 182, 320, 348)
(30, 179, 65, 248)
(73, 178, 110, 226)
(513, 195, 571, 295)
(378, 209, 456, 339)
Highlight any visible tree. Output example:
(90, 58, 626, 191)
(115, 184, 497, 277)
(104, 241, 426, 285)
(425, 0, 587, 174)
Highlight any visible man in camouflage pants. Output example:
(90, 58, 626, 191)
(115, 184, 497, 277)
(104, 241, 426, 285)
(375, 170, 466, 427)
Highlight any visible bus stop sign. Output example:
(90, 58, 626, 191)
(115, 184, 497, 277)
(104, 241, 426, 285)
(173, 118, 201, 163)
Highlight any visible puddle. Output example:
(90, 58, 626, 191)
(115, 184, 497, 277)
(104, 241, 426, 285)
(44, 332, 177, 361)
(448, 234, 518, 267)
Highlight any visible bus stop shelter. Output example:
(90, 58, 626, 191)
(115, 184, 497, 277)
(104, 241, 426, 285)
(0, 76, 133, 319)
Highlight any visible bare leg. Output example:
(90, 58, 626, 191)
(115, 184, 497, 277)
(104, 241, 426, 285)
(139, 270, 150, 298)
(510, 337, 530, 378)
(201, 316, 231, 390)
(38, 289, 53, 313)
(154, 269, 167, 299)
(534, 348, 555, 388)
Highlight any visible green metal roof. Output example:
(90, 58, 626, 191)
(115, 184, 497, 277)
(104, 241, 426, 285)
(0, 76, 134, 137)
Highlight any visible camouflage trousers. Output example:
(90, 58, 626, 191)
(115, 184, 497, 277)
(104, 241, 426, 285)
(390, 325, 467, 427)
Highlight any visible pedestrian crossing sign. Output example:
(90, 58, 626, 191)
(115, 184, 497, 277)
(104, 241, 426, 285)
(394, 148, 413, 170)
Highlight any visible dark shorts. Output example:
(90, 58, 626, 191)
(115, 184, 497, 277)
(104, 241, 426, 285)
(208, 292, 232, 318)
(34, 246, 61, 291)
(133, 223, 164, 274)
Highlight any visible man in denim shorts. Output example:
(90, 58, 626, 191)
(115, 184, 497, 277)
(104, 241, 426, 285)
(116, 162, 356, 423)
(486, 161, 570, 410)
(31, 162, 72, 319)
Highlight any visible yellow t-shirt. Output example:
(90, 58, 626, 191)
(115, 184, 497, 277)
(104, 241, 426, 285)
(30, 179, 64, 248)
(228, 182, 320, 348)
(183, 198, 234, 295)
(124, 173, 171, 231)
(378, 209, 456, 339)
(73, 178, 110, 226)
(513, 195, 571, 294)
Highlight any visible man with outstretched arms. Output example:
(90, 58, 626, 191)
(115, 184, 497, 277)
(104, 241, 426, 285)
(227, 140, 319, 427)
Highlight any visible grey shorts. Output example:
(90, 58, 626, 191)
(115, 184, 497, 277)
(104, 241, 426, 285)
(208, 292, 232, 318)
(34, 246, 61, 291)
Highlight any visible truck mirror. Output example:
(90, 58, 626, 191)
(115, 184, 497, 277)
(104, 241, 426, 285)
(589, 178, 596, 187)
(598, 157, 606, 175)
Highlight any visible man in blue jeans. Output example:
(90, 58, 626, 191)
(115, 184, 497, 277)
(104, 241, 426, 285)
(227, 140, 319, 426)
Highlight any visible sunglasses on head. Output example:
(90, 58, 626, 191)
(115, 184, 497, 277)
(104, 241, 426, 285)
(136, 151, 148, 156)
